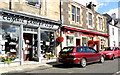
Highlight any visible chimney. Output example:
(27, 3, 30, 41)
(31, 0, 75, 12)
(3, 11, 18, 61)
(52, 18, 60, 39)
(86, 2, 96, 11)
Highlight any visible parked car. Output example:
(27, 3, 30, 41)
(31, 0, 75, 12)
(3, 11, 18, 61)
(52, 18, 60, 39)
(58, 46, 105, 67)
(100, 47, 120, 60)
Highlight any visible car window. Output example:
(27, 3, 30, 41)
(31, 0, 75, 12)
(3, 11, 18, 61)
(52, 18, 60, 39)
(76, 47, 87, 53)
(102, 47, 113, 51)
(88, 47, 97, 53)
(60, 47, 74, 53)
(118, 47, 120, 50)
(114, 47, 118, 51)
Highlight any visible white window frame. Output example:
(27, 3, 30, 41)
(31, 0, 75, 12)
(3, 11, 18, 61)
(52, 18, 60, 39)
(112, 28, 114, 35)
(76, 7, 80, 23)
(72, 5, 75, 22)
(98, 17, 103, 30)
(88, 13, 92, 26)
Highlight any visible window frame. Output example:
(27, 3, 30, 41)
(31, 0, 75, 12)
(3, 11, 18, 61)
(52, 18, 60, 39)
(72, 5, 76, 22)
(76, 7, 80, 23)
(98, 17, 103, 30)
(88, 13, 92, 26)
(112, 28, 114, 35)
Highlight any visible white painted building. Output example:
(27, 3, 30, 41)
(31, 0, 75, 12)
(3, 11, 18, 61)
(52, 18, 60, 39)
(109, 24, 119, 47)
(116, 19, 120, 47)
(109, 13, 119, 47)
(104, 13, 119, 47)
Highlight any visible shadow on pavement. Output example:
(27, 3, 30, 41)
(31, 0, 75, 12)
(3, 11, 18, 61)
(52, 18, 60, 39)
(46, 61, 102, 68)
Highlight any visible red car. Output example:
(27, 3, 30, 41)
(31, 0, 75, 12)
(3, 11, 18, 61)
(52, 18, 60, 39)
(100, 47, 120, 60)
(58, 46, 104, 67)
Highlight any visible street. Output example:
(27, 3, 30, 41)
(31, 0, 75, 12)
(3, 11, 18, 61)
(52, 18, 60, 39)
(16, 58, 119, 74)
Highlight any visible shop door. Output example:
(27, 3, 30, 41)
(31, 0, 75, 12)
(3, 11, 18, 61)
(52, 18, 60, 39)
(23, 33, 32, 61)
(76, 39, 80, 46)
(23, 33, 37, 61)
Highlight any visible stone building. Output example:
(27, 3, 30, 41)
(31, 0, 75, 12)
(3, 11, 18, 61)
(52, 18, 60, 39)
(0, 0, 61, 66)
(0, 0, 60, 21)
(60, 0, 109, 51)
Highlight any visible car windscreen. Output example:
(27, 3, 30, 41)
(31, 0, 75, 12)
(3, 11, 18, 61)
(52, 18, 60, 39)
(102, 47, 113, 51)
(60, 47, 74, 53)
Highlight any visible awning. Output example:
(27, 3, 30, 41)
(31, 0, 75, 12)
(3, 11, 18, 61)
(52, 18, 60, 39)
(63, 26, 109, 37)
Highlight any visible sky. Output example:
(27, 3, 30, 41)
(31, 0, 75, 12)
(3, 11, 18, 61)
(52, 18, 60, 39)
(73, 0, 120, 18)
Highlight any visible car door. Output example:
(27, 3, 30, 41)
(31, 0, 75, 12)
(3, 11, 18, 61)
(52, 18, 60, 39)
(88, 47, 101, 61)
(114, 47, 119, 57)
(84, 47, 95, 62)
(118, 47, 120, 56)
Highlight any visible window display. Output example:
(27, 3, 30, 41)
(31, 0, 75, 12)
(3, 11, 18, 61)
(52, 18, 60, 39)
(0, 24, 20, 62)
(41, 30, 55, 59)
(66, 36, 74, 46)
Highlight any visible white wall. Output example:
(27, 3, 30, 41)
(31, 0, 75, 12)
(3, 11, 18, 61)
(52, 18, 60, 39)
(109, 25, 119, 47)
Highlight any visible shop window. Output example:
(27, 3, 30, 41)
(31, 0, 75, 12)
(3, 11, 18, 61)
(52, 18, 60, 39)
(26, 0, 39, 6)
(101, 39, 105, 49)
(82, 37, 87, 46)
(88, 13, 92, 26)
(40, 30, 55, 59)
(66, 36, 74, 46)
(0, 24, 20, 62)
(89, 37, 93, 40)
(72, 5, 75, 21)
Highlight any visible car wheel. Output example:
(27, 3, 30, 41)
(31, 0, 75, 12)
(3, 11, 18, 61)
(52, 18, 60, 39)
(111, 55, 115, 60)
(99, 56, 104, 63)
(80, 58, 87, 68)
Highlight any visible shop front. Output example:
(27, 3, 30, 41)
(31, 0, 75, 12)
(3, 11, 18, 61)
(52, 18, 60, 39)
(61, 25, 109, 51)
(0, 9, 61, 66)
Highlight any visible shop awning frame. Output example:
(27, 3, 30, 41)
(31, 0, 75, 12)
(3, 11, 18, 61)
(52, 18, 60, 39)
(63, 26, 109, 37)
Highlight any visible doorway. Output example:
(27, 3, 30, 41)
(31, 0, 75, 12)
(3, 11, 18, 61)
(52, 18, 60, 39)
(23, 33, 37, 61)
(76, 39, 81, 46)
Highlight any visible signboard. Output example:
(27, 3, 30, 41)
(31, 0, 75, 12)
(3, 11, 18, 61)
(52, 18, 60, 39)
(0, 14, 59, 30)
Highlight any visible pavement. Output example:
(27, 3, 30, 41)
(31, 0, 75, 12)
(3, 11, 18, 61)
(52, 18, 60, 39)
(0, 61, 58, 74)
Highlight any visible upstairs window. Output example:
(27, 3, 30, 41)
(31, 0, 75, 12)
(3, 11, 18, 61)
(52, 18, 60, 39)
(88, 13, 92, 26)
(98, 17, 103, 29)
(72, 5, 75, 21)
(112, 28, 114, 35)
(26, 0, 39, 6)
(76, 8, 80, 23)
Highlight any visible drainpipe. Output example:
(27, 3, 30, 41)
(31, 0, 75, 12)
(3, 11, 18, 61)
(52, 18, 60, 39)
(107, 23, 110, 46)
(9, 0, 12, 10)
(60, 0, 62, 49)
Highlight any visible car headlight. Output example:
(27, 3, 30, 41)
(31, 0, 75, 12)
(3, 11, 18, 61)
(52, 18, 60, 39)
(106, 53, 112, 55)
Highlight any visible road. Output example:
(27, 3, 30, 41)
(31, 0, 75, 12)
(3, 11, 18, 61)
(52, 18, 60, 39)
(22, 58, 120, 74)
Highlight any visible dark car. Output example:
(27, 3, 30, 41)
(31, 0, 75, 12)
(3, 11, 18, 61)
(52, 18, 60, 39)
(58, 46, 104, 67)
